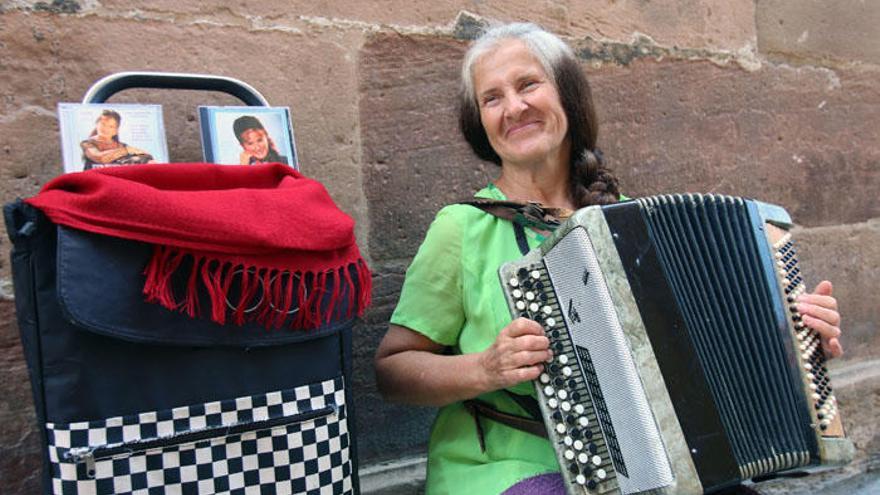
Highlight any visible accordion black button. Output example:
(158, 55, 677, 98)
(588, 442, 598, 454)
(554, 377, 564, 388)
(566, 415, 577, 426)
(587, 479, 598, 489)
(549, 364, 560, 374)
(568, 463, 580, 475)
(553, 411, 563, 422)
(518, 268, 528, 278)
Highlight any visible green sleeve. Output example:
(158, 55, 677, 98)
(390, 207, 465, 347)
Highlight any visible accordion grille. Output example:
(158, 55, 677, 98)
(636, 194, 812, 477)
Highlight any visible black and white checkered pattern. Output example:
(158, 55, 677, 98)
(46, 376, 351, 495)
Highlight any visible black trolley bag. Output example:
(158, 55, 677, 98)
(4, 73, 361, 495)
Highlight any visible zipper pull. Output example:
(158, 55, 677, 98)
(66, 447, 97, 479)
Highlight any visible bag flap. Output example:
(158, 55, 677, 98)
(56, 226, 349, 347)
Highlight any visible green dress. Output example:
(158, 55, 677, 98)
(390, 184, 559, 495)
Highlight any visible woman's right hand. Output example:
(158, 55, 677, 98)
(478, 317, 551, 391)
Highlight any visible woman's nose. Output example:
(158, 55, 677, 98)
(504, 93, 529, 118)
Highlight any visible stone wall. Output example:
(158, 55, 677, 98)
(0, 1, 877, 493)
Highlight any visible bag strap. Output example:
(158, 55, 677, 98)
(463, 398, 549, 452)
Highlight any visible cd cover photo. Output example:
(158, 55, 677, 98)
(199, 106, 298, 169)
(57, 103, 169, 173)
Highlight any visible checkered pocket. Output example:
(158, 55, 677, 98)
(46, 376, 352, 495)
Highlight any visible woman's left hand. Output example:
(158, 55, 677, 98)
(797, 280, 844, 358)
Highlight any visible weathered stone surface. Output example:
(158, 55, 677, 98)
(359, 33, 495, 262)
(757, 0, 880, 66)
(588, 58, 880, 228)
(44, 1, 756, 51)
(0, 298, 41, 493)
(792, 220, 880, 362)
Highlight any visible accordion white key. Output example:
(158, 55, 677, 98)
(499, 194, 853, 495)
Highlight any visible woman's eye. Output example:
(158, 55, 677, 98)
(521, 80, 538, 91)
(482, 95, 499, 107)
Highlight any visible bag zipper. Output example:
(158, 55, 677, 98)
(65, 404, 338, 478)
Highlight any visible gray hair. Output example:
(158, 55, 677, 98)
(459, 22, 575, 109)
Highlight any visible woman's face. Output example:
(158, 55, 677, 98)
(240, 129, 270, 159)
(473, 40, 569, 167)
(95, 116, 119, 140)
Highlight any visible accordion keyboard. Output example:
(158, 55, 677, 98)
(505, 264, 620, 494)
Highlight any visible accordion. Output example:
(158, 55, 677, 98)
(499, 194, 853, 495)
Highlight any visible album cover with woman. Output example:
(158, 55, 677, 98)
(198, 106, 298, 169)
(57, 103, 169, 173)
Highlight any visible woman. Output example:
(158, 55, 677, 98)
(81, 110, 155, 170)
(374, 23, 843, 494)
(232, 115, 289, 165)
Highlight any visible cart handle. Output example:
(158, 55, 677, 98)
(82, 72, 270, 106)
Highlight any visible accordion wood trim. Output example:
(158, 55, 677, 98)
(499, 194, 854, 495)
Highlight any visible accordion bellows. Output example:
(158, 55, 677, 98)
(499, 194, 853, 495)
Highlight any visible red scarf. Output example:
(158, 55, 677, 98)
(27, 163, 371, 330)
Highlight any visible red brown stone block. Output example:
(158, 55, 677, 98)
(588, 57, 880, 228)
(757, 0, 880, 65)
(0, 298, 41, 493)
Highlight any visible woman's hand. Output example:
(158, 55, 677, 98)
(798, 280, 843, 358)
(478, 317, 551, 391)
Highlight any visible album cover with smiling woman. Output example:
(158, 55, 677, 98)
(198, 106, 298, 170)
(58, 103, 169, 174)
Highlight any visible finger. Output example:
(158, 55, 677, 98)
(812, 280, 833, 297)
(504, 318, 545, 338)
(797, 293, 838, 311)
(801, 314, 841, 340)
(511, 334, 551, 352)
(502, 365, 544, 386)
(824, 338, 844, 359)
(508, 349, 553, 368)
(797, 303, 841, 327)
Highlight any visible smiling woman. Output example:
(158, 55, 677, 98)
(373, 22, 843, 495)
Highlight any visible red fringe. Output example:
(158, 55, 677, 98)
(142, 247, 372, 330)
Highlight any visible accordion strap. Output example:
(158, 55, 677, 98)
(463, 396, 549, 452)
(458, 198, 556, 451)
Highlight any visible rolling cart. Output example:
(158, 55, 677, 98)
(5, 72, 361, 495)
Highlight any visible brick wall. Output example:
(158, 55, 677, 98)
(1, 2, 877, 493)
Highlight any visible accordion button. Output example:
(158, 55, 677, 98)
(545, 317, 556, 327)
(574, 404, 585, 415)
(565, 450, 575, 460)
(512, 289, 523, 299)
(566, 415, 577, 426)
(558, 354, 569, 365)
(525, 291, 535, 301)
(540, 373, 550, 384)
(509, 277, 519, 287)
(544, 386, 555, 396)
(579, 417, 589, 427)
(564, 436, 573, 446)
(576, 474, 587, 485)
(550, 364, 560, 374)
(554, 377, 564, 388)
(515, 301, 526, 311)
(530, 303, 540, 312)
(562, 366, 572, 377)
(588, 443, 598, 454)
(596, 468, 607, 480)
(573, 440, 584, 451)
(558, 389, 569, 400)
(592, 455, 602, 466)
(578, 453, 589, 464)
(547, 398, 559, 409)
(587, 479, 598, 489)
(556, 423, 566, 434)
(518, 268, 529, 278)
(542, 306, 553, 315)
(531, 270, 541, 279)
(561, 401, 571, 412)
(569, 463, 580, 475)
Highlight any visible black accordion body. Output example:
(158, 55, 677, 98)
(499, 194, 853, 495)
